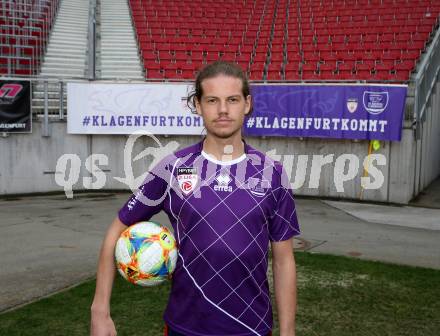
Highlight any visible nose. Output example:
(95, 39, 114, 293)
(218, 99, 228, 114)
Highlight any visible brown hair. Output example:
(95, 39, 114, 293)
(186, 60, 252, 115)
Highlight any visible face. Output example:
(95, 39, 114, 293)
(195, 74, 251, 140)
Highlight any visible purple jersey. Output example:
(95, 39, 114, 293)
(118, 138, 300, 336)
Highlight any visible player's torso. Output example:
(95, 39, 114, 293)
(163, 153, 278, 259)
(161, 146, 281, 335)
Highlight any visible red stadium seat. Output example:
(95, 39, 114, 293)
(285, 70, 300, 80)
(146, 69, 164, 79)
(249, 71, 263, 80)
(253, 53, 267, 63)
(320, 62, 337, 72)
(338, 70, 357, 80)
(302, 71, 320, 80)
(144, 61, 161, 70)
(128, 0, 438, 81)
(394, 60, 415, 72)
(266, 70, 282, 80)
(319, 70, 337, 80)
(356, 69, 373, 80)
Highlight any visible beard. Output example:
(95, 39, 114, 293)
(205, 123, 242, 139)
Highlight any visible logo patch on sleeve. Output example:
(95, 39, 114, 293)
(177, 167, 198, 195)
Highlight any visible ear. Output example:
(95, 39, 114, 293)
(195, 98, 202, 116)
(244, 95, 252, 115)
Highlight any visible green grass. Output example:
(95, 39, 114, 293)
(1, 252, 439, 336)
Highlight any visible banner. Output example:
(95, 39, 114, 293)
(67, 82, 407, 141)
(0, 80, 32, 133)
(67, 82, 204, 135)
(243, 84, 407, 141)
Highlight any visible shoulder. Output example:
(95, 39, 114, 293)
(246, 143, 291, 193)
(150, 141, 202, 175)
(246, 143, 284, 176)
(152, 141, 201, 171)
(173, 142, 201, 158)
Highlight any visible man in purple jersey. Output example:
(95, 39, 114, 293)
(90, 61, 300, 336)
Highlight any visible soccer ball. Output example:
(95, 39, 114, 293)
(115, 221, 178, 286)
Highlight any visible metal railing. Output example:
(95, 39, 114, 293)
(23, 76, 409, 118)
(414, 20, 440, 139)
(0, 0, 60, 76)
(0, 74, 417, 140)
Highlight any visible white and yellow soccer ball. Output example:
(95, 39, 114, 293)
(115, 221, 178, 286)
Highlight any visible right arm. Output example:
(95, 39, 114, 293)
(90, 217, 127, 336)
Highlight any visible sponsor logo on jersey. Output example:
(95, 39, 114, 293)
(127, 185, 145, 210)
(248, 177, 270, 197)
(214, 171, 233, 192)
(177, 167, 198, 195)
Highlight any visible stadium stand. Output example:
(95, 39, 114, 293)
(38, 0, 89, 78)
(100, 0, 143, 79)
(128, 0, 440, 82)
(0, 0, 59, 76)
(33, 0, 89, 115)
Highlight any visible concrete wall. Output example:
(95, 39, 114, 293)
(414, 76, 440, 196)
(0, 121, 89, 195)
(0, 120, 421, 204)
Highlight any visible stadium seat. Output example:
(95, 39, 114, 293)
(0, 0, 58, 76)
(249, 70, 263, 80)
(127, 0, 439, 82)
(266, 70, 282, 81)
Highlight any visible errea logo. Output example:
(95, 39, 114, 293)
(214, 171, 233, 192)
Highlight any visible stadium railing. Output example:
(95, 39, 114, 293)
(0, 0, 59, 76)
(414, 23, 440, 139)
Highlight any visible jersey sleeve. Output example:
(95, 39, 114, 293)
(268, 162, 300, 241)
(118, 157, 172, 226)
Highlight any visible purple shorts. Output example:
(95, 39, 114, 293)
(164, 324, 272, 336)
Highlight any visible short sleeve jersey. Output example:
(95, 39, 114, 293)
(118, 138, 300, 336)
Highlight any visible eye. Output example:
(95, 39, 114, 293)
(228, 97, 239, 103)
(207, 98, 217, 104)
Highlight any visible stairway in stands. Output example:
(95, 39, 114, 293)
(98, 0, 143, 79)
(39, 0, 89, 78)
(34, 0, 89, 115)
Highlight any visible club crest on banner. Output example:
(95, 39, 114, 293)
(346, 98, 358, 113)
(177, 167, 198, 195)
(363, 91, 389, 115)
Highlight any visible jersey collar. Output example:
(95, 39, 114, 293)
(196, 137, 250, 166)
(196, 136, 251, 154)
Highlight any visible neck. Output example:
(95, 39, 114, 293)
(202, 132, 245, 162)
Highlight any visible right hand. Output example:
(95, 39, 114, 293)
(90, 218, 127, 336)
(90, 310, 117, 336)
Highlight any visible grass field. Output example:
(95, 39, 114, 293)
(0, 251, 439, 336)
